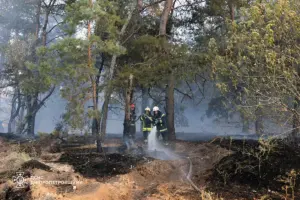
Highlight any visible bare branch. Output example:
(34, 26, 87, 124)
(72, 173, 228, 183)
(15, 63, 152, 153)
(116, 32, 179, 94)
(33, 86, 55, 115)
(174, 87, 192, 103)
(46, 21, 63, 34)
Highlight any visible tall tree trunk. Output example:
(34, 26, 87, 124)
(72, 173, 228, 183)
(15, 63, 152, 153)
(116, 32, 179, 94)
(27, 113, 36, 136)
(159, 0, 173, 36)
(35, 0, 42, 39)
(8, 92, 17, 133)
(26, 94, 38, 136)
(229, 0, 235, 21)
(100, 94, 110, 140)
(92, 53, 105, 136)
(99, 2, 137, 139)
(166, 71, 176, 140)
(24, 0, 41, 136)
(8, 89, 21, 133)
(16, 104, 25, 134)
(159, 0, 175, 140)
(123, 74, 134, 137)
(86, 0, 102, 152)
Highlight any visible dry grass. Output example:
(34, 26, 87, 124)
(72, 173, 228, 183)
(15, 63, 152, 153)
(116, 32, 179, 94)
(0, 151, 31, 173)
(200, 190, 224, 200)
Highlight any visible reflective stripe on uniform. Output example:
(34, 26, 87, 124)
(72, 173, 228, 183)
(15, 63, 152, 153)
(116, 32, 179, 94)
(143, 128, 152, 131)
(160, 128, 167, 132)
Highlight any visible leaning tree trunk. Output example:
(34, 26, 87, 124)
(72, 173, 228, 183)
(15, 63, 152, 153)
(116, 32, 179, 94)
(99, 1, 137, 139)
(16, 105, 25, 134)
(8, 92, 21, 133)
(8, 91, 17, 133)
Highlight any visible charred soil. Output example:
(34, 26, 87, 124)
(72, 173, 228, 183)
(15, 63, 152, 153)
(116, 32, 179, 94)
(1, 135, 299, 200)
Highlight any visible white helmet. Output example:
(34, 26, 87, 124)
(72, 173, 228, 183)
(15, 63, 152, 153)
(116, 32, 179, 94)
(153, 106, 159, 111)
(145, 107, 150, 111)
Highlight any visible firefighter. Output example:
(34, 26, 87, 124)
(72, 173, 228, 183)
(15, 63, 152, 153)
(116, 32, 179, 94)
(123, 103, 137, 150)
(129, 104, 137, 139)
(152, 106, 169, 145)
(140, 107, 153, 143)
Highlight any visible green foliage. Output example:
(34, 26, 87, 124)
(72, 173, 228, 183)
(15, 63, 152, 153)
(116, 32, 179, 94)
(32, 0, 129, 129)
(3, 36, 54, 96)
(115, 35, 189, 89)
(209, 0, 300, 127)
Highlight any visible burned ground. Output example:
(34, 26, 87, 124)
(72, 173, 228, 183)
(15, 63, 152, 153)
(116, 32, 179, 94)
(208, 138, 300, 199)
(0, 135, 299, 200)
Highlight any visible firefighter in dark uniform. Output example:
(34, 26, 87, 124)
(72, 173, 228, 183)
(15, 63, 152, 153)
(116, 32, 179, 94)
(123, 103, 137, 150)
(140, 107, 153, 143)
(152, 106, 169, 145)
(129, 104, 137, 140)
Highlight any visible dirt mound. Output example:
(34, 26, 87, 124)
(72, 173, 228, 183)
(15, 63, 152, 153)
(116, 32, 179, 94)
(208, 138, 300, 198)
(21, 160, 52, 172)
(134, 160, 181, 182)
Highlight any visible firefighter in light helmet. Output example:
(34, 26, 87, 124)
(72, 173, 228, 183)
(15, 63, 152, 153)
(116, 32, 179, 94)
(152, 106, 168, 145)
(140, 107, 153, 144)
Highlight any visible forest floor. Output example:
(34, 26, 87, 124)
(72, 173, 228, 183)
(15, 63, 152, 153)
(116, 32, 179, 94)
(0, 134, 299, 200)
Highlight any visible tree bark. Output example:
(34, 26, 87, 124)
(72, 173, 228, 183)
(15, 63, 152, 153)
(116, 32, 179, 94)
(27, 113, 36, 136)
(8, 89, 21, 133)
(159, 0, 175, 140)
(16, 104, 25, 134)
(100, 94, 110, 140)
(228, 0, 235, 21)
(26, 94, 38, 136)
(92, 53, 105, 136)
(166, 71, 176, 140)
(35, 0, 42, 39)
(159, 0, 173, 36)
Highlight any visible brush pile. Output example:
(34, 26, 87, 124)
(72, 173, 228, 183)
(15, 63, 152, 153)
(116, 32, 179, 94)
(209, 138, 300, 193)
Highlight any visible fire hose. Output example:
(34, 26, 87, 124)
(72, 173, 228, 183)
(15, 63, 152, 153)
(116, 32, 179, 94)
(146, 126, 202, 192)
(166, 151, 202, 192)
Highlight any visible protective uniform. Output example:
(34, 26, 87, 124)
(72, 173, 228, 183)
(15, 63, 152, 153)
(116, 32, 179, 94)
(129, 104, 137, 139)
(140, 107, 153, 143)
(123, 104, 137, 147)
(152, 106, 168, 145)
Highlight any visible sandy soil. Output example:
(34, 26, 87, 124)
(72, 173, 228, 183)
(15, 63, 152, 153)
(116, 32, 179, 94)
(1, 136, 298, 200)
